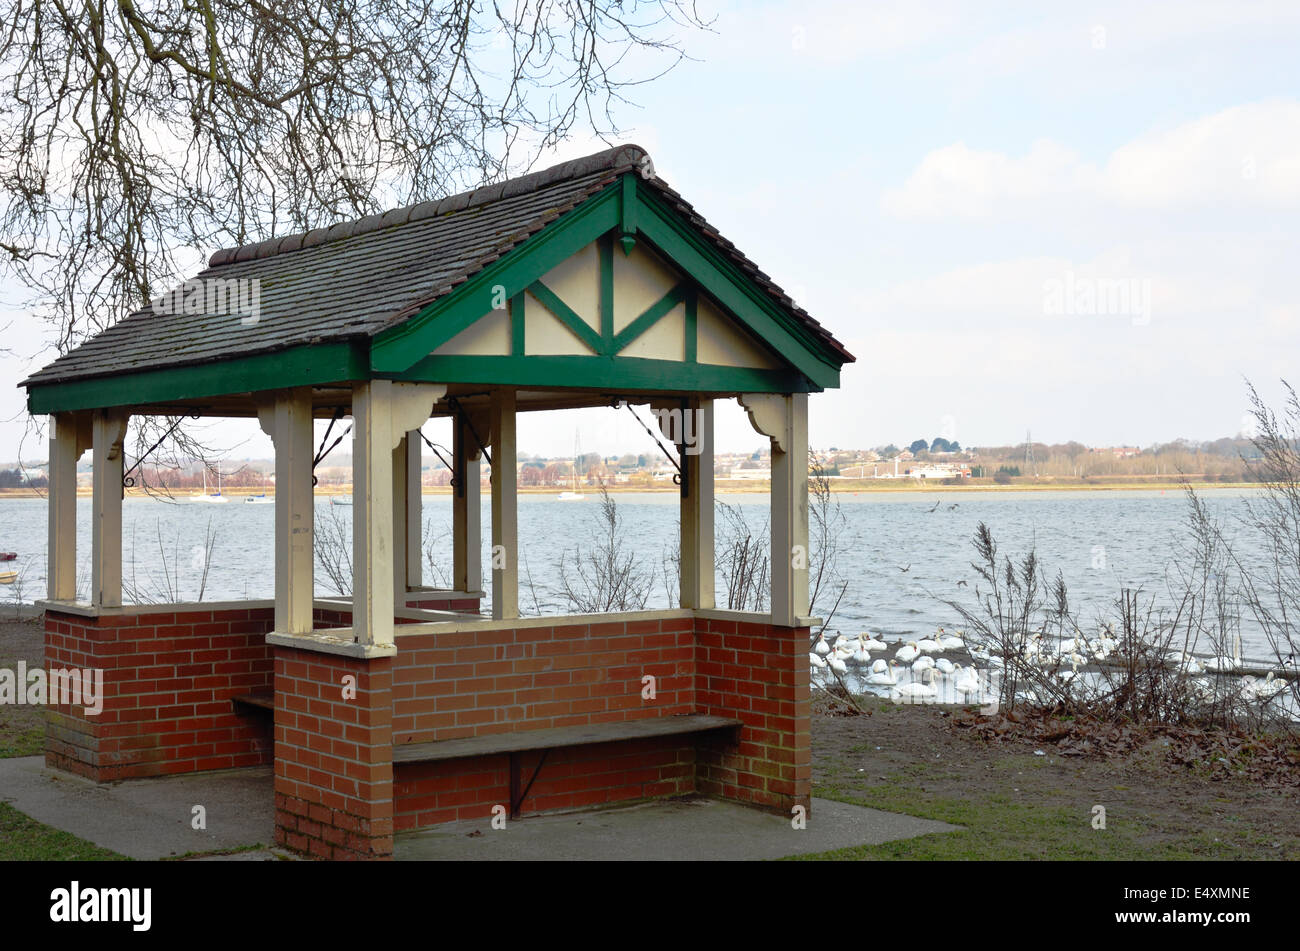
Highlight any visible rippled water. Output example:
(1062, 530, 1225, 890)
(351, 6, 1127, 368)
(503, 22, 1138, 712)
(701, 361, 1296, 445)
(0, 488, 1281, 660)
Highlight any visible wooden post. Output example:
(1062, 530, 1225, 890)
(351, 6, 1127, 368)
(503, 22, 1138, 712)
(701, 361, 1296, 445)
(352, 381, 442, 645)
(453, 413, 482, 595)
(91, 410, 128, 608)
(46, 412, 91, 601)
(258, 389, 314, 634)
(406, 432, 423, 591)
(679, 398, 714, 610)
(490, 389, 518, 620)
(740, 393, 809, 627)
(391, 433, 422, 606)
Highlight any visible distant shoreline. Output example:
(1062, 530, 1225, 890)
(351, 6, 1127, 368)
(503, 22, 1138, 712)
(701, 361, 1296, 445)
(0, 480, 1266, 500)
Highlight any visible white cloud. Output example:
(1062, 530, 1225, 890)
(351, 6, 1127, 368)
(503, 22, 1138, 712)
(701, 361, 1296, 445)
(884, 100, 1300, 218)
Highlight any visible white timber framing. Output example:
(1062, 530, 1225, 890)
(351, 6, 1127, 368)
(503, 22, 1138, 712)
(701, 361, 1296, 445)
(46, 411, 92, 601)
(352, 380, 444, 646)
(655, 397, 714, 609)
(740, 393, 809, 627)
(391, 431, 423, 601)
(453, 411, 483, 596)
(257, 388, 316, 634)
(90, 409, 129, 608)
(490, 388, 519, 620)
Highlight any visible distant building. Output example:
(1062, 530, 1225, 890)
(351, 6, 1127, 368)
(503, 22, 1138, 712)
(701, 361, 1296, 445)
(906, 463, 970, 480)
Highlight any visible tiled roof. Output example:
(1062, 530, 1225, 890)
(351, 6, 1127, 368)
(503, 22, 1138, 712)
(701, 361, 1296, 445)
(24, 145, 852, 387)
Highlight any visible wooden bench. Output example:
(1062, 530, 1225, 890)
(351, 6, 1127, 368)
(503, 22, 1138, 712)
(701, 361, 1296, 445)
(394, 714, 743, 817)
(231, 691, 274, 713)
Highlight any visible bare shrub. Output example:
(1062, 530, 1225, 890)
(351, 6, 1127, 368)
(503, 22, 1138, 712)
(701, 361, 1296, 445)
(314, 503, 352, 597)
(715, 499, 768, 612)
(559, 486, 654, 614)
(124, 517, 218, 604)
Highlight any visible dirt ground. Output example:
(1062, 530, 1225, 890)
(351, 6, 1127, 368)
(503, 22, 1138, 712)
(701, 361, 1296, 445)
(811, 693, 1300, 859)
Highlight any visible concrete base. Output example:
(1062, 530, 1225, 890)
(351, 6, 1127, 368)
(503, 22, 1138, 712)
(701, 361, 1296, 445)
(1, 758, 957, 861)
(395, 796, 957, 861)
(0, 755, 278, 860)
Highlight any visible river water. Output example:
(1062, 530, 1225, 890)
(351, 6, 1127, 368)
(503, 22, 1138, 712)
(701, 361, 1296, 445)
(0, 488, 1282, 661)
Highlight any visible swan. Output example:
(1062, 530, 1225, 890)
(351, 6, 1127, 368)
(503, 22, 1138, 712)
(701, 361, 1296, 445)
(828, 652, 848, 674)
(1247, 671, 1286, 700)
(936, 657, 956, 675)
(894, 668, 939, 702)
(916, 636, 943, 655)
(852, 638, 874, 664)
(809, 651, 828, 669)
(896, 641, 921, 664)
(861, 633, 888, 652)
(912, 655, 936, 674)
(813, 633, 831, 656)
(894, 682, 936, 702)
(954, 665, 981, 698)
(937, 630, 964, 651)
(865, 660, 899, 686)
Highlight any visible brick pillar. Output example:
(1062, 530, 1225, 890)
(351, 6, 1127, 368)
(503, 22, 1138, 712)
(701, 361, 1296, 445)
(693, 616, 811, 814)
(273, 647, 394, 860)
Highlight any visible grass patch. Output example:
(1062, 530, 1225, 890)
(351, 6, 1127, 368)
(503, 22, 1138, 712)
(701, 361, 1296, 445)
(0, 802, 126, 861)
(798, 759, 1294, 860)
(0, 723, 44, 758)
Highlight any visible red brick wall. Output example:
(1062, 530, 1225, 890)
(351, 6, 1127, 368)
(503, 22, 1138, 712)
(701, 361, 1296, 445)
(394, 737, 696, 830)
(313, 595, 483, 630)
(385, 613, 809, 832)
(44, 607, 275, 781)
(391, 615, 696, 744)
(693, 616, 811, 813)
(273, 647, 394, 860)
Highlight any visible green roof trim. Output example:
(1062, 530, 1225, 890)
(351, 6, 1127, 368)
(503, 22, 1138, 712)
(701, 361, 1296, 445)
(370, 173, 842, 388)
(26, 342, 367, 415)
(385, 354, 814, 394)
(370, 186, 621, 370)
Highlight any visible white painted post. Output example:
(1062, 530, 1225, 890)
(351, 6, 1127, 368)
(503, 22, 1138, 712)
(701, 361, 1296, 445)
(740, 393, 809, 627)
(352, 381, 443, 646)
(258, 389, 315, 634)
(390, 433, 423, 606)
(453, 414, 482, 595)
(771, 393, 809, 626)
(406, 432, 423, 591)
(91, 410, 128, 608)
(47, 412, 91, 601)
(490, 389, 518, 620)
(680, 398, 715, 610)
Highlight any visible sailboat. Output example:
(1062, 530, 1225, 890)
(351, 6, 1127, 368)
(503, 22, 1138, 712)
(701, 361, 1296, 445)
(192, 467, 229, 503)
(558, 434, 585, 501)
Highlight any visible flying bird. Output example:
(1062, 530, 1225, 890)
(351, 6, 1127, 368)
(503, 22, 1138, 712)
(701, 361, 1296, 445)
(898, 564, 911, 573)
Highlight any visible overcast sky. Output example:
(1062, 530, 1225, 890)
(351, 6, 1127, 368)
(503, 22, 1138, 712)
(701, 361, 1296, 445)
(3, 1, 1298, 464)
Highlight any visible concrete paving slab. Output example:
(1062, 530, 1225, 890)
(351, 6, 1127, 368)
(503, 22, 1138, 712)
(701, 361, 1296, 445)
(396, 796, 958, 860)
(0, 756, 275, 859)
(2, 756, 956, 861)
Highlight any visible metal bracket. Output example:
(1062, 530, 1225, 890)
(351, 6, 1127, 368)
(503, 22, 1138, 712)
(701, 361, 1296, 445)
(448, 396, 492, 468)
(416, 429, 456, 491)
(311, 406, 352, 486)
(122, 414, 199, 488)
(620, 401, 687, 496)
(509, 748, 550, 819)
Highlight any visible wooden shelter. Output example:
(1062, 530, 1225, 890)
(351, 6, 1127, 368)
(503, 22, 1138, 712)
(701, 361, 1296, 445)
(23, 145, 854, 858)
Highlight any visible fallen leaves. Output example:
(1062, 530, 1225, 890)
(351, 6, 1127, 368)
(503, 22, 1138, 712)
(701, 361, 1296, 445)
(952, 708, 1300, 789)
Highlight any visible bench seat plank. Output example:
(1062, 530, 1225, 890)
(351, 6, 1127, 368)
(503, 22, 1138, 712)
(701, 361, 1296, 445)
(231, 692, 274, 712)
(393, 714, 742, 764)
